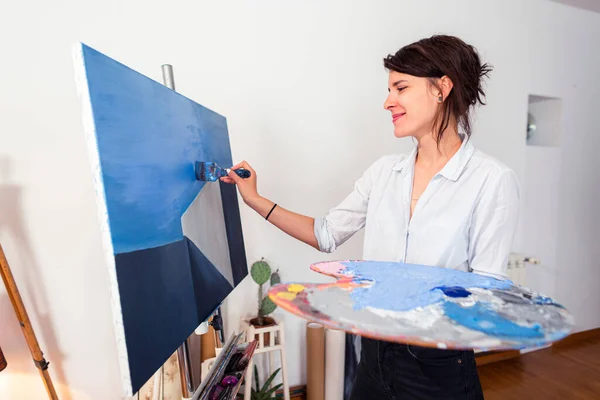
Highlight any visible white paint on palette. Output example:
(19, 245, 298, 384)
(365, 304, 445, 329)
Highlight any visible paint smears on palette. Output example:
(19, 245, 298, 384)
(268, 261, 573, 350)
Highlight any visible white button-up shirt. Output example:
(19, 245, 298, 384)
(314, 138, 520, 280)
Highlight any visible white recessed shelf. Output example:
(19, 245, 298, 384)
(526, 95, 562, 147)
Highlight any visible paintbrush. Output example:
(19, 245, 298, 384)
(195, 161, 251, 182)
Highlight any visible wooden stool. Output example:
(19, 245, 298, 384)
(241, 317, 290, 400)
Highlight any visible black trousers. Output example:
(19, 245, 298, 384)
(349, 337, 484, 400)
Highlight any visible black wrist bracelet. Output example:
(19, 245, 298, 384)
(265, 203, 277, 220)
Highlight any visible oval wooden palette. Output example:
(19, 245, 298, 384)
(268, 260, 573, 351)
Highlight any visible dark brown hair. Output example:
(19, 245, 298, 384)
(383, 35, 492, 146)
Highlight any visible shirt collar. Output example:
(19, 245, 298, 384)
(392, 136, 475, 182)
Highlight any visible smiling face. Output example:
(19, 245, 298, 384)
(383, 71, 442, 140)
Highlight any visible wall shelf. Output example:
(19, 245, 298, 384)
(526, 95, 563, 147)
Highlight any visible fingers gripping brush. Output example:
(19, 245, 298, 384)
(195, 161, 251, 181)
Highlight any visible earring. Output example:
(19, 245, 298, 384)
(437, 95, 443, 103)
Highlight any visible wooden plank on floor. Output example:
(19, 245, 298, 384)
(552, 327, 600, 348)
(253, 329, 600, 399)
(478, 335, 600, 399)
(475, 349, 521, 366)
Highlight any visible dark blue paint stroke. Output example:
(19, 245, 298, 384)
(442, 302, 544, 339)
(81, 44, 233, 254)
(343, 261, 511, 312)
(219, 182, 248, 286)
(115, 239, 197, 392)
(116, 237, 235, 393)
(435, 286, 471, 298)
(187, 236, 234, 321)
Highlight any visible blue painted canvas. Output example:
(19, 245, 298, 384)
(73, 43, 247, 396)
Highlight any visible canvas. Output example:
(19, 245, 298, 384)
(269, 260, 573, 351)
(73, 43, 248, 396)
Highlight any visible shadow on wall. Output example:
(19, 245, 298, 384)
(0, 155, 72, 400)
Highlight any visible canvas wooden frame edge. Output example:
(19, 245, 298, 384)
(71, 42, 134, 397)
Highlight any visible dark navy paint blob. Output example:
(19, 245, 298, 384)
(434, 286, 471, 298)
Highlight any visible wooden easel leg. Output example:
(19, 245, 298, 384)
(0, 243, 59, 400)
(40, 368, 59, 400)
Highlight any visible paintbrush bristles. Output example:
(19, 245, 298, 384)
(195, 161, 221, 181)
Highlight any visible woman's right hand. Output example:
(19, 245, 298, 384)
(220, 160, 260, 207)
(221, 160, 320, 250)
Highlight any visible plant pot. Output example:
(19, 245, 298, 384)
(249, 316, 277, 345)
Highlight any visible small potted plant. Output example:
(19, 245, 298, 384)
(251, 365, 282, 400)
(249, 258, 280, 333)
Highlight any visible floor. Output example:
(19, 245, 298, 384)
(282, 336, 600, 400)
(478, 336, 600, 399)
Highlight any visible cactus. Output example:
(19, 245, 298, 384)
(270, 269, 281, 285)
(250, 259, 279, 325)
(251, 260, 271, 286)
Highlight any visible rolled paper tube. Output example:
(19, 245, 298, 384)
(306, 322, 325, 400)
(201, 323, 217, 362)
(325, 329, 345, 400)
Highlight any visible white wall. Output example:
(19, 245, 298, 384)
(549, 0, 600, 13)
(0, 0, 598, 398)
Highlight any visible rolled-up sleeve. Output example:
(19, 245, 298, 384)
(468, 168, 520, 279)
(314, 157, 386, 253)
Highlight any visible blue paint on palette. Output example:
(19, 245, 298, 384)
(442, 302, 544, 338)
(533, 295, 559, 305)
(273, 260, 572, 355)
(339, 261, 560, 340)
(81, 44, 232, 254)
(342, 261, 511, 312)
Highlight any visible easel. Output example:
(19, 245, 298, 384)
(0, 243, 58, 399)
(158, 64, 265, 400)
(160, 64, 225, 398)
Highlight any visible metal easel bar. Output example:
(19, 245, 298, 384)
(160, 64, 200, 398)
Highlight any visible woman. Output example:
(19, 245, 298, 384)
(222, 35, 519, 399)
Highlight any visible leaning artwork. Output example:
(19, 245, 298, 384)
(73, 43, 248, 396)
